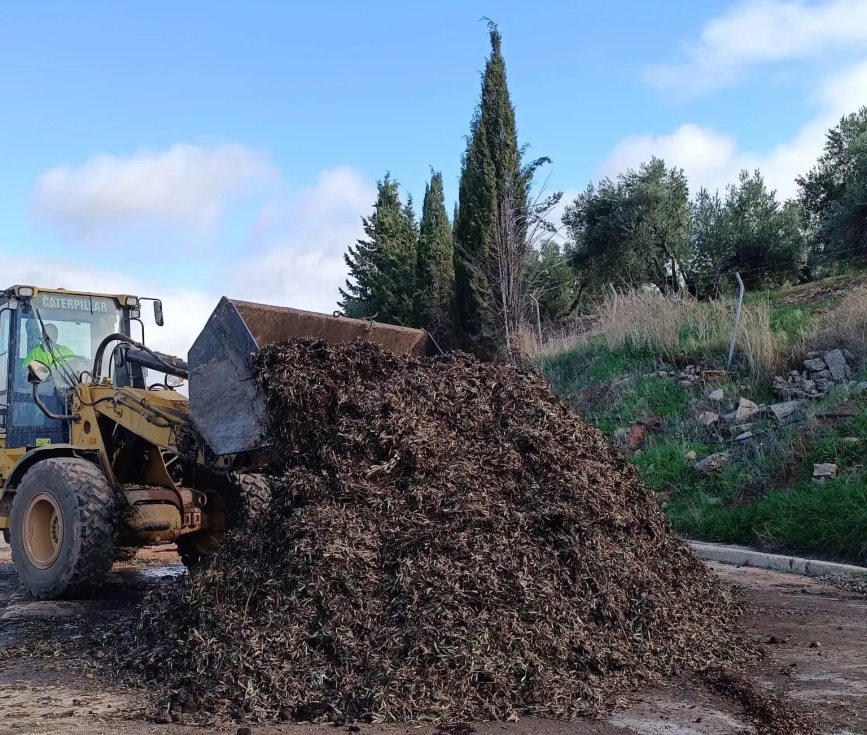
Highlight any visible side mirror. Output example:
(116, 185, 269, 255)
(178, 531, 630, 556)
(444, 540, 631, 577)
(153, 300, 164, 327)
(27, 361, 51, 385)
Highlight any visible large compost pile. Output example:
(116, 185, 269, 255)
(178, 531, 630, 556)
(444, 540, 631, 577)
(117, 340, 749, 723)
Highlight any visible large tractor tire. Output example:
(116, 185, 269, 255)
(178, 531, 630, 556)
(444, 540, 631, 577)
(10, 458, 117, 600)
(177, 474, 270, 570)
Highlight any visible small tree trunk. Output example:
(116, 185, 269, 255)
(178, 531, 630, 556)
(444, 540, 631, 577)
(703, 255, 740, 300)
(565, 283, 585, 317)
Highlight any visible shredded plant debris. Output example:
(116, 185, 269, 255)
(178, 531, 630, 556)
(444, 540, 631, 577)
(113, 340, 753, 724)
(702, 667, 817, 735)
(819, 573, 867, 597)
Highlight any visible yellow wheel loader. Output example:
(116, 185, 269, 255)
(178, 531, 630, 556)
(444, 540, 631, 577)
(0, 286, 437, 599)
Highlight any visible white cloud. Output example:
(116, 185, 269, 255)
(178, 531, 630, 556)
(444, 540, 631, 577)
(597, 59, 867, 199)
(597, 124, 740, 195)
(235, 166, 376, 313)
(0, 255, 214, 360)
(32, 144, 278, 237)
(16, 164, 376, 361)
(646, 0, 867, 94)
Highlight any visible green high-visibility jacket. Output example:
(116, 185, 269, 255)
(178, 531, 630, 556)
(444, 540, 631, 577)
(23, 343, 75, 369)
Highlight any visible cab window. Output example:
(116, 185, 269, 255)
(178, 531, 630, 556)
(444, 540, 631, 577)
(15, 294, 122, 389)
(0, 308, 10, 426)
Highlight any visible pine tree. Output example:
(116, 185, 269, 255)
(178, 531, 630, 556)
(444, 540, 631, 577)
(339, 174, 417, 325)
(339, 215, 378, 319)
(388, 193, 419, 325)
(415, 171, 454, 344)
(453, 23, 525, 352)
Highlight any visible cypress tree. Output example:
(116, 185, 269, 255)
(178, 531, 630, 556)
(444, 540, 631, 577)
(453, 23, 525, 351)
(339, 174, 417, 325)
(415, 170, 455, 344)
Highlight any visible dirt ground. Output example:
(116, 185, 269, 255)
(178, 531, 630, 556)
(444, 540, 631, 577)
(1, 540, 866, 735)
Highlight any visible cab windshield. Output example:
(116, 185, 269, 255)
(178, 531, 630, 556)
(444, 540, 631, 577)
(16, 293, 123, 389)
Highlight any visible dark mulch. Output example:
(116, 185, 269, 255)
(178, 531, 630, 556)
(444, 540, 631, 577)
(113, 340, 757, 724)
(702, 667, 817, 735)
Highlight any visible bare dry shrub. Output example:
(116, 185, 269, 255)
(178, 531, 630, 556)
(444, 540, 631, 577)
(737, 301, 783, 377)
(806, 282, 867, 361)
(515, 318, 599, 361)
(600, 290, 683, 356)
(593, 290, 781, 377)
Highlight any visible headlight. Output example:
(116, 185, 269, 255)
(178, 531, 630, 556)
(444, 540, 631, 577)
(26, 360, 51, 384)
(129, 308, 141, 319)
(124, 296, 139, 307)
(16, 286, 35, 297)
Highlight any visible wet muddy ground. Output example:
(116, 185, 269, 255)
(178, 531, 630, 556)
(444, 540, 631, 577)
(1, 539, 866, 735)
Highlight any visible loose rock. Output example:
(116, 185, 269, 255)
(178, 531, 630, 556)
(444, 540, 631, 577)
(694, 452, 730, 474)
(769, 401, 806, 426)
(776, 347, 853, 400)
(736, 398, 759, 421)
(813, 378, 833, 394)
(698, 411, 719, 427)
(823, 349, 850, 382)
(802, 358, 827, 373)
(813, 463, 838, 480)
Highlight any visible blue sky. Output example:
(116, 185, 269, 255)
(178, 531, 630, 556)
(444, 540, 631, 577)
(3, 0, 867, 354)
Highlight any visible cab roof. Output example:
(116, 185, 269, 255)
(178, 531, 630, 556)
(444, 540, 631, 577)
(3, 285, 139, 306)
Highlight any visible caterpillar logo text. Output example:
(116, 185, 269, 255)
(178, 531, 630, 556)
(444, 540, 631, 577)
(40, 295, 111, 312)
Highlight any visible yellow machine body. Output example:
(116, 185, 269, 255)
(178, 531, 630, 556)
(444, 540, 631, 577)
(0, 286, 436, 596)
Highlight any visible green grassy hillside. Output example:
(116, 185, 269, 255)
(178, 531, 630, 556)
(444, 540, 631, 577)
(541, 277, 867, 564)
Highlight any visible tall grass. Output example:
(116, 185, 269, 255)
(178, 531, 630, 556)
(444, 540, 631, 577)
(596, 291, 782, 378)
(600, 290, 685, 355)
(514, 318, 599, 361)
(738, 301, 782, 378)
(806, 281, 867, 360)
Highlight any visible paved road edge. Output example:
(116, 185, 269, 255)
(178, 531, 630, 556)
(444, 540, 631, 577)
(689, 541, 867, 577)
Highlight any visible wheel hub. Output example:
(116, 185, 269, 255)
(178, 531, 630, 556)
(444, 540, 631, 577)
(23, 492, 63, 569)
(189, 492, 227, 554)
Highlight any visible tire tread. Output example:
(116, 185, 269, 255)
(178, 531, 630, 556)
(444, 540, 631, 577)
(11, 458, 117, 598)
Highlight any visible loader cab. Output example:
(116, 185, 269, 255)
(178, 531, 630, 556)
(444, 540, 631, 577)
(0, 287, 136, 450)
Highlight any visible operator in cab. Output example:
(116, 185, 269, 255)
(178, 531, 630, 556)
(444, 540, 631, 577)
(23, 324, 74, 369)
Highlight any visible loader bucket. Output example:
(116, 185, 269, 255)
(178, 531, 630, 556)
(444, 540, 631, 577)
(188, 297, 439, 457)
